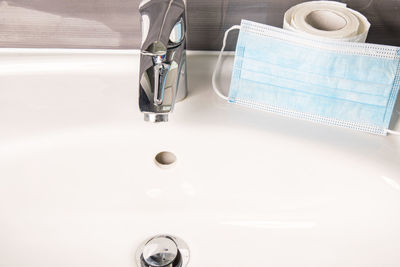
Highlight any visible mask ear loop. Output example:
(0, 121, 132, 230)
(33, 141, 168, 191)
(387, 129, 400, 136)
(212, 25, 241, 101)
(387, 109, 400, 135)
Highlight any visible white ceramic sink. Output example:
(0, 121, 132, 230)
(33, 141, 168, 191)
(0, 49, 400, 267)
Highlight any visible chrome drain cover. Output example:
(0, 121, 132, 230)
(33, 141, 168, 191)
(136, 235, 189, 267)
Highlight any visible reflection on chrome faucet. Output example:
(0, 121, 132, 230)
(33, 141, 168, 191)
(139, 0, 187, 122)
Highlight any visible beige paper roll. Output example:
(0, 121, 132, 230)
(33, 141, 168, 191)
(283, 1, 370, 42)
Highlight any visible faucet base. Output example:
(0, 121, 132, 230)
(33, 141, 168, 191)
(144, 113, 169, 123)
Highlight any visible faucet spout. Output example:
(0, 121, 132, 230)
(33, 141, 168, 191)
(138, 0, 187, 122)
(144, 113, 169, 123)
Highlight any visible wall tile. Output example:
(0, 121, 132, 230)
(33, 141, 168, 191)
(0, 0, 399, 50)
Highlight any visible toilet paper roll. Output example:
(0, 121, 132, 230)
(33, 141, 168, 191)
(283, 1, 370, 42)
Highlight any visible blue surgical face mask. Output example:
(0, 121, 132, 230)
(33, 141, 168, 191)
(212, 20, 400, 136)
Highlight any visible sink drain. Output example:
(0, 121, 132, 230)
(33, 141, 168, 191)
(136, 235, 190, 267)
(154, 151, 177, 169)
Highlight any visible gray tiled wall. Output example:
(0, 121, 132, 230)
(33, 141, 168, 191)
(1, 0, 399, 50)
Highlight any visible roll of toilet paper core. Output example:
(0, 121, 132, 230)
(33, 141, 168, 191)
(283, 1, 370, 42)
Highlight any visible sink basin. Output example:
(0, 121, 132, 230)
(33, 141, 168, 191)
(0, 49, 400, 267)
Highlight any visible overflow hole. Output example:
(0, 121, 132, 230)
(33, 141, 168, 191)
(154, 151, 177, 169)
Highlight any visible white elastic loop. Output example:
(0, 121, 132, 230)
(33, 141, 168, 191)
(212, 25, 241, 101)
(387, 129, 400, 136)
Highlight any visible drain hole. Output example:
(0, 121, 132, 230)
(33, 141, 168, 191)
(155, 151, 177, 168)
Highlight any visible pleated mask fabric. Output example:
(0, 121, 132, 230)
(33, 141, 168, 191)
(213, 20, 400, 136)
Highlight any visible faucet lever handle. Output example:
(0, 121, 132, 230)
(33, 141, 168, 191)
(153, 61, 171, 106)
(143, 42, 171, 107)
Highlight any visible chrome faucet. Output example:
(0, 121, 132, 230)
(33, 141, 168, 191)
(139, 0, 187, 122)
